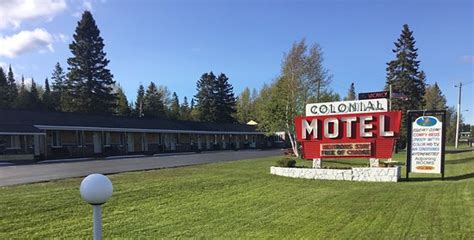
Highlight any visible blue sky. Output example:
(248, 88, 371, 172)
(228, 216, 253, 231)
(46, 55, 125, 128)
(0, 0, 473, 123)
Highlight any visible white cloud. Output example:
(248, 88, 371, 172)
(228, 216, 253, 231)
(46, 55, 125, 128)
(0, 62, 8, 70)
(462, 55, 474, 63)
(73, 0, 96, 18)
(0, 28, 55, 58)
(83, 0, 93, 11)
(0, 0, 67, 30)
(55, 33, 69, 43)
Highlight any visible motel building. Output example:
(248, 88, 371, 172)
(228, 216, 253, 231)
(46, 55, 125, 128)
(0, 109, 283, 162)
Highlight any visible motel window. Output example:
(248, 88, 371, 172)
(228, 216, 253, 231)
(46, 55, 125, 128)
(51, 131, 61, 147)
(8, 136, 21, 149)
(77, 131, 84, 147)
(103, 132, 111, 146)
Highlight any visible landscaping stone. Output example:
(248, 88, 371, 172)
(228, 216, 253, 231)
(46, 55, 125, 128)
(270, 166, 401, 182)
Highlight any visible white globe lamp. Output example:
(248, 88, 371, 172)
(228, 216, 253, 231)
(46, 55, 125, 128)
(80, 174, 113, 240)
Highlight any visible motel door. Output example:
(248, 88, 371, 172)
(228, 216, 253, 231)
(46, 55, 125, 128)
(206, 135, 211, 149)
(93, 132, 102, 154)
(197, 135, 202, 150)
(127, 133, 134, 152)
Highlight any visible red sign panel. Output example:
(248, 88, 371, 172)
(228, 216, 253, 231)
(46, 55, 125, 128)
(295, 111, 402, 159)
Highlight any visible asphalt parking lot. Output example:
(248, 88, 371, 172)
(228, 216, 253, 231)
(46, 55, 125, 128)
(0, 149, 282, 187)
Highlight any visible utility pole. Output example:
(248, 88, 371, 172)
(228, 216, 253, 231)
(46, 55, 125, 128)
(455, 82, 462, 149)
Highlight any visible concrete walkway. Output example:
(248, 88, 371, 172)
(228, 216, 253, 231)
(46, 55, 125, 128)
(0, 149, 282, 187)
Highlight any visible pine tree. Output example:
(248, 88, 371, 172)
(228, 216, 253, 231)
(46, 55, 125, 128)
(180, 96, 191, 120)
(133, 84, 145, 117)
(424, 82, 447, 111)
(15, 76, 29, 109)
(51, 62, 66, 111)
(214, 73, 236, 122)
(194, 72, 217, 122)
(143, 82, 165, 117)
(190, 98, 199, 120)
(65, 11, 116, 114)
(42, 78, 54, 110)
(158, 85, 171, 113)
(344, 83, 356, 101)
(0, 67, 8, 108)
(115, 85, 131, 116)
(169, 92, 180, 120)
(29, 78, 41, 109)
(190, 98, 195, 110)
(385, 24, 427, 148)
(6, 65, 17, 106)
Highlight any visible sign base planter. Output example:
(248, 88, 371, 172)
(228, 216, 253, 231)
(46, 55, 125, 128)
(270, 166, 401, 182)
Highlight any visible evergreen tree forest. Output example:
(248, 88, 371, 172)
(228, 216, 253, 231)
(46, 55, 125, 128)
(0, 15, 464, 144)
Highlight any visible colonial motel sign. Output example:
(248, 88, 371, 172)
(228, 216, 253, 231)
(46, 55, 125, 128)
(406, 110, 447, 180)
(295, 99, 402, 163)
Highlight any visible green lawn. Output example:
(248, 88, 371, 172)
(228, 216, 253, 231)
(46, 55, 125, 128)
(1, 150, 473, 239)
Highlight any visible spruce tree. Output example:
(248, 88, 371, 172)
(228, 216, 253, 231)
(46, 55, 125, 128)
(133, 84, 145, 117)
(214, 73, 236, 122)
(42, 78, 54, 110)
(0, 67, 8, 108)
(6, 65, 17, 106)
(115, 85, 131, 116)
(143, 82, 165, 117)
(344, 83, 356, 101)
(66, 11, 116, 114)
(194, 72, 217, 122)
(385, 24, 426, 148)
(51, 62, 66, 111)
(15, 76, 29, 109)
(29, 78, 41, 109)
(190, 98, 199, 120)
(169, 92, 180, 120)
(180, 96, 191, 120)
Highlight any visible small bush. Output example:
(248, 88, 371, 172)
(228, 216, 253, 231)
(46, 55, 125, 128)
(276, 158, 296, 167)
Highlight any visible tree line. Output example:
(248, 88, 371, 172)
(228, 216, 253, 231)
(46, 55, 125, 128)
(0, 11, 466, 150)
(233, 24, 465, 155)
(0, 11, 237, 123)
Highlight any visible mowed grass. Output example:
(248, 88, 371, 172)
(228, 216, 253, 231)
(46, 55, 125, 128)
(1, 150, 473, 239)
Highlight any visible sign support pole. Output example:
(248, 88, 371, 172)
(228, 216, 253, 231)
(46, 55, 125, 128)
(441, 112, 446, 180)
(406, 112, 412, 181)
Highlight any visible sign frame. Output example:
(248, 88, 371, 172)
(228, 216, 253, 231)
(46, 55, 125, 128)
(406, 110, 446, 180)
(358, 91, 390, 100)
(295, 111, 402, 159)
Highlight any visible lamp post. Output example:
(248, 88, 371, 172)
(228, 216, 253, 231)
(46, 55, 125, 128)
(80, 174, 113, 240)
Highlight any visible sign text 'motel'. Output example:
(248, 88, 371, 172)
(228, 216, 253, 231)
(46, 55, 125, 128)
(296, 99, 401, 159)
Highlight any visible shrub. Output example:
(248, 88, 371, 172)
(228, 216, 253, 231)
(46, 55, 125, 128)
(276, 158, 296, 168)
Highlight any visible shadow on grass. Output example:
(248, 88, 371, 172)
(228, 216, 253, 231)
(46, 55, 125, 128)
(446, 157, 474, 165)
(403, 172, 474, 182)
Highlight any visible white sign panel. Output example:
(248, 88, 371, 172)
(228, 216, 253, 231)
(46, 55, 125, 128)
(411, 116, 442, 174)
(305, 99, 388, 116)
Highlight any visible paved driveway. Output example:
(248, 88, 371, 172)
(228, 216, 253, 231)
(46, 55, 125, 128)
(0, 149, 282, 187)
